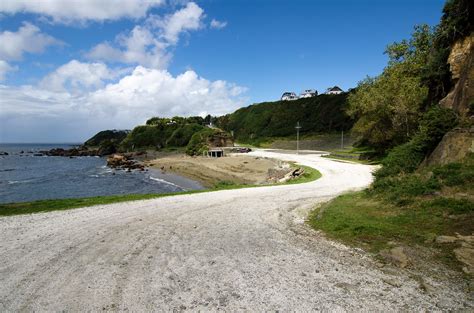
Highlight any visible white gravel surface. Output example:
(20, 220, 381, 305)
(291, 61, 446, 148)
(0, 150, 472, 311)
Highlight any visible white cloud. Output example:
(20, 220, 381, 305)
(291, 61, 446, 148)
(0, 0, 164, 24)
(210, 19, 227, 29)
(39, 60, 130, 92)
(87, 2, 204, 69)
(0, 60, 16, 81)
(89, 66, 246, 117)
(0, 66, 247, 142)
(0, 22, 61, 61)
(148, 2, 204, 44)
(87, 25, 171, 69)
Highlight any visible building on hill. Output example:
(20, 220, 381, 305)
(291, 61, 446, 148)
(300, 89, 318, 98)
(325, 86, 344, 95)
(281, 92, 298, 101)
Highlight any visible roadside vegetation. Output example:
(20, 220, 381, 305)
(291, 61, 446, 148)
(309, 154, 473, 256)
(309, 0, 473, 273)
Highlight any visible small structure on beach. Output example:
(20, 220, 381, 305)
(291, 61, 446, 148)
(207, 148, 224, 158)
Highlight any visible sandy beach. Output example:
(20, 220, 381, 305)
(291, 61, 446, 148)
(145, 154, 285, 187)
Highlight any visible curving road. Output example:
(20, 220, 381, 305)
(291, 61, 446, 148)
(0, 150, 471, 311)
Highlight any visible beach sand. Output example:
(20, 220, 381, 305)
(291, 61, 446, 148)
(145, 154, 283, 187)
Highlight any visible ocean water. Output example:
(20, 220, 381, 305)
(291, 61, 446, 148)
(0, 144, 203, 204)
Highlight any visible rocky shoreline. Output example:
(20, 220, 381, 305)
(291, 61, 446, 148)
(106, 154, 146, 171)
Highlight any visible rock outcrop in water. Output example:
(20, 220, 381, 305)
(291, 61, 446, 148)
(106, 154, 145, 171)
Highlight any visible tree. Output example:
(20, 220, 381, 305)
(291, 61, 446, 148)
(347, 25, 433, 150)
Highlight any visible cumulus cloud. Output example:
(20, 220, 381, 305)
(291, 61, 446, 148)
(210, 19, 227, 29)
(0, 60, 16, 81)
(0, 0, 164, 24)
(39, 60, 130, 92)
(0, 66, 247, 142)
(89, 66, 246, 117)
(148, 2, 204, 44)
(87, 2, 204, 69)
(0, 22, 61, 61)
(87, 25, 171, 69)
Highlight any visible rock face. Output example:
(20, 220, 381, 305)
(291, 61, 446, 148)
(439, 33, 474, 117)
(426, 33, 474, 166)
(423, 127, 474, 166)
(207, 130, 234, 148)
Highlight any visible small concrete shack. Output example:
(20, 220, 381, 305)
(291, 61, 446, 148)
(207, 148, 224, 158)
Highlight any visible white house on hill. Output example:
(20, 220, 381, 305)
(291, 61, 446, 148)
(325, 86, 344, 95)
(281, 92, 298, 101)
(300, 89, 318, 98)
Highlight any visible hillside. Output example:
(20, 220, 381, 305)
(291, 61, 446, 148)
(309, 0, 474, 275)
(216, 93, 353, 145)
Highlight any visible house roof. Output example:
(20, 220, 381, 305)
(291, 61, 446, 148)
(328, 86, 343, 92)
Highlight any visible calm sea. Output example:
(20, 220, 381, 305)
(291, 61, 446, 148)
(0, 143, 203, 204)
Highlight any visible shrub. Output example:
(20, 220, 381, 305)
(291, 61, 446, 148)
(120, 125, 176, 150)
(186, 128, 233, 156)
(424, 197, 474, 214)
(375, 106, 457, 178)
(166, 123, 204, 147)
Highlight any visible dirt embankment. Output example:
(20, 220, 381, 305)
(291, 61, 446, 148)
(145, 154, 285, 187)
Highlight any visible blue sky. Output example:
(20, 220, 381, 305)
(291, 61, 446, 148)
(0, 0, 446, 142)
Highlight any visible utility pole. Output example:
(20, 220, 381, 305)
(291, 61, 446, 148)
(295, 121, 302, 155)
(341, 130, 344, 150)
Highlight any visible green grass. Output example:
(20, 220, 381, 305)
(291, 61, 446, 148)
(308, 155, 474, 271)
(0, 164, 321, 217)
(308, 192, 473, 255)
(321, 146, 379, 165)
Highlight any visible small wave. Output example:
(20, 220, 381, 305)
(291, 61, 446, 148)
(149, 176, 182, 189)
(99, 169, 113, 175)
(8, 179, 35, 184)
(89, 174, 99, 178)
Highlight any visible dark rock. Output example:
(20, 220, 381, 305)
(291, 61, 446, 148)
(106, 154, 144, 172)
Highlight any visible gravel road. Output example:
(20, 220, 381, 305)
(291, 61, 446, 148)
(0, 150, 472, 311)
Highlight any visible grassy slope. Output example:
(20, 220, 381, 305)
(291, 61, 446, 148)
(0, 165, 320, 217)
(308, 154, 474, 269)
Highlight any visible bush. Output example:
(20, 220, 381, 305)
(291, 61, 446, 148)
(372, 174, 440, 205)
(432, 154, 474, 186)
(186, 128, 233, 156)
(166, 123, 204, 147)
(375, 106, 457, 178)
(186, 128, 218, 156)
(424, 197, 474, 214)
(120, 125, 176, 150)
